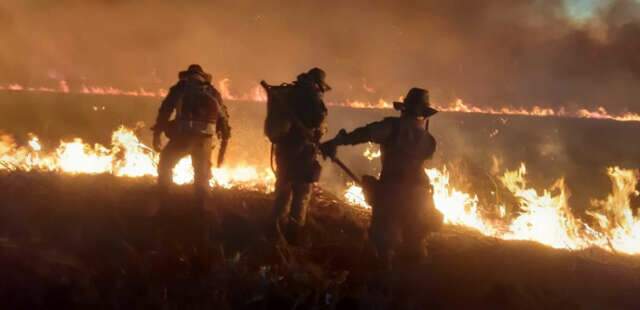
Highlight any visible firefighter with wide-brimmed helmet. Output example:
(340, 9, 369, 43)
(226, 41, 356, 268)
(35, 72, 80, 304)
(321, 87, 442, 269)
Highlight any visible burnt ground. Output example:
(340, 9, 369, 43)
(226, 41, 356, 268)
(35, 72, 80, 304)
(1, 172, 640, 309)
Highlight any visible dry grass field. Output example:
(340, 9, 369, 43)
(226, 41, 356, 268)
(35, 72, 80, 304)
(1, 172, 640, 309)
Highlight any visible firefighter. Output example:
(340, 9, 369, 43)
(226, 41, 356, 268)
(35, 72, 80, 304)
(320, 88, 441, 268)
(271, 68, 330, 245)
(151, 64, 231, 206)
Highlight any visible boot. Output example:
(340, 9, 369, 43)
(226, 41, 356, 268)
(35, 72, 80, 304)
(284, 219, 305, 246)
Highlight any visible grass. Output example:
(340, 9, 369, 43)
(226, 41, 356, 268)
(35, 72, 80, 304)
(1, 171, 640, 309)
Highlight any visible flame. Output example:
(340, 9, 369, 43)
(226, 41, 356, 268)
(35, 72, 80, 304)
(2, 126, 640, 254)
(427, 167, 497, 235)
(434, 99, 640, 123)
(217, 78, 267, 102)
(56, 139, 113, 174)
(499, 164, 592, 249)
(217, 78, 237, 100)
(334, 99, 393, 109)
(2, 80, 639, 122)
(344, 148, 640, 254)
(363, 143, 381, 161)
(344, 183, 371, 209)
(0, 80, 168, 97)
(588, 167, 640, 253)
(28, 136, 42, 152)
(0, 126, 275, 191)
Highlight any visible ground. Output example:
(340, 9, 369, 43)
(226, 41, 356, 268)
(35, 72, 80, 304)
(1, 171, 640, 309)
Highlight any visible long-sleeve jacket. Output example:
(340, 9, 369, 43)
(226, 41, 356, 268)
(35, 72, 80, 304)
(152, 75, 230, 140)
(278, 83, 327, 147)
(334, 116, 436, 184)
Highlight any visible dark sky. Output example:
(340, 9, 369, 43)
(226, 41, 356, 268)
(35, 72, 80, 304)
(0, 0, 639, 112)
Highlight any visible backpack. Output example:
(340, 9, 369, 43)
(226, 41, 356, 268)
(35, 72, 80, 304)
(261, 80, 296, 143)
(168, 82, 222, 137)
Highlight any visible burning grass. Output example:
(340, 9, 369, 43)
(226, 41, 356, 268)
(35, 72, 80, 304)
(1, 172, 640, 308)
(3, 126, 640, 256)
(3, 79, 640, 122)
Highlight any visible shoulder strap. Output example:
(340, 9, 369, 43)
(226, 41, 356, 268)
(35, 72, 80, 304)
(173, 87, 185, 119)
(383, 117, 401, 146)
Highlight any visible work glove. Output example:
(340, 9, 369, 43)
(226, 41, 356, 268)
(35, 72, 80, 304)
(152, 132, 163, 152)
(319, 140, 338, 160)
(319, 129, 349, 159)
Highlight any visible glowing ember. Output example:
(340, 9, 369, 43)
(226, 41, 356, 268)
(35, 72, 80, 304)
(363, 143, 381, 161)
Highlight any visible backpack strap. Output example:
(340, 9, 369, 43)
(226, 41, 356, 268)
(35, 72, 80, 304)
(383, 117, 401, 147)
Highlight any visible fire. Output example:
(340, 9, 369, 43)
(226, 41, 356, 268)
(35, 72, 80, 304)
(499, 164, 591, 250)
(2, 80, 639, 123)
(363, 143, 381, 160)
(0, 126, 275, 191)
(345, 147, 640, 254)
(217, 78, 267, 102)
(1, 126, 640, 255)
(56, 139, 113, 174)
(434, 99, 640, 123)
(334, 99, 393, 109)
(588, 167, 640, 253)
(344, 183, 371, 209)
(427, 167, 497, 235)
(28, 136, 42, 152)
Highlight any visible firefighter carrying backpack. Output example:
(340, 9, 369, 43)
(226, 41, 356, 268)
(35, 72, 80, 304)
(260, 80, 296, 143)
(167, 82, 222, 138)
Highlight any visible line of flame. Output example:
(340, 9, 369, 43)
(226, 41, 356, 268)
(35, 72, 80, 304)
(1, 80, 639, 122)
(0, 126, 275, 192)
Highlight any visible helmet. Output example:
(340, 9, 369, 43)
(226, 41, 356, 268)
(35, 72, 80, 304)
(179, 64, 212, 82)
(305, 67, 331, 91)
(393, 88, 438, 117)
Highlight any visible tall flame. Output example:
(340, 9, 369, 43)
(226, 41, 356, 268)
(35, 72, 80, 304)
(345, 147, 640, 254)
(588, 167, 640, 253)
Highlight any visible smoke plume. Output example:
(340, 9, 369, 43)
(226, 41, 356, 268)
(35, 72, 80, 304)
(0, 0, 639, 112)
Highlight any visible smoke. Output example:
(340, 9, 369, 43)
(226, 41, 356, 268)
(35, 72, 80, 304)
(0, 0, 639, 112)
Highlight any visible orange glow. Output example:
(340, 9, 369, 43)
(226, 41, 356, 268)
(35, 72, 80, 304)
(1, 127, 640, 254)
(344, 146, 640, 254)
(2, 80, 638, 123)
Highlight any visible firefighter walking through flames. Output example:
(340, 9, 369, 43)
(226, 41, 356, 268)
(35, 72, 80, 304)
(262, 68, 330, 245)
(321, 88, 442, 268)
(151, 64, 231, 206)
